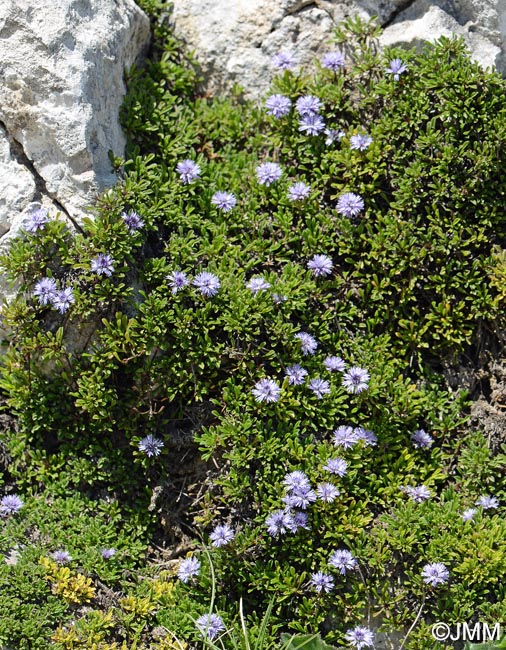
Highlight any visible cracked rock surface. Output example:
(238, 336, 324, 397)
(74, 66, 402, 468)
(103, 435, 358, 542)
(0, 0, 150, 240)
(169, 0, 506, 99)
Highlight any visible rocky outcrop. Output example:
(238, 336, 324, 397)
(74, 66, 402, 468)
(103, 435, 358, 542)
(0, 0, 150, 240)
(168, 0, 506, 99)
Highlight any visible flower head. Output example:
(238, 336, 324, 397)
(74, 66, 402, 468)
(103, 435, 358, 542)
(285, 364, 308, 386)
(317, 482, 340, 503)
(342, 366, 370, 394)
(265, 94, 292, 118)
(196, 613, 225, 640)
(284, 470, 311, 492)
(121, 210, 144, 232)
(178, 556, 200, 582)
(336, 193, 365, 218)
(52, 287, 75, 314)
(292, 511, 310, 530)
(386, 58, 408, 80)
(252, 378, 281, 403)
(308, 378, 331, 399)
(299, 114, 325, 136)
(166, 271, 189, 294)
(52, 550, 72, 564)
(25, 208, 50, 233)
(324, 128, 345, 146)
(210, 524, 235, 548)
(176, 159, 201, 184)
(354, 427, 377, 447)
(350, 134, 373, 151)
(421, 562, 449, 587)
(462, 508, 477, 522)
(256, 162, 283, 186)
(91, 253, 115, 277)
(193, 272, 220, 297)
(284, 485, 317, 510)
(323, 458, 348, 477)
(324, 356, 346, 372)
(308, 254, 333, 277)
(344, 626, 374, 649)
(476, 495, 499, 510)
(265, 509, 296, 536)
(288, 182, 311, 202)
(211, 191, 237, 212)
(247, 277, 271, 294)
(138, 434, 164, 457)
(332, 425, 358, 449)
(411, 429, 433, 449)
(101, 548, 116, 560)
(295, 332, 318, 356)
(295, 95, 322, 116)
(403, 485, 431, 502)
(322, 51, 345, 71)
(310, 571, 334, 593)
(34, 277, 58, 306)
(329, 549, 357, 575)
(272, 51, 297, 70)
(0, 495, 24, 516)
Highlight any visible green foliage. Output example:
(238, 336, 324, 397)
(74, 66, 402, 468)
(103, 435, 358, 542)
(0, 11, 505, 650)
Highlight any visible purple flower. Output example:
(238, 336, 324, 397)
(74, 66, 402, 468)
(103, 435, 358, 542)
(196, 613, 226, 640)
(329, 549, 357, 575)
(284, 470, 311, 492)
(285, 364, 308, 386)
(211, 191, 237, 212)
(193, 272, 220, 297)
(336, 193, 365, 218)
(386, 58, 408, 80)
(52, 550, 72, 564)
(350, 134, 373, 151)
(252, 378, 281, 403)
(462, 508, 477, 522)
(210, 524, 235, 548)
(25, 208, 50, 233)
(342, 366, 370, 394)
(272, 51, 297, 70)
(176, 159, 201, 184)
(295, 95, 322, 116)
(91, 253, 115, 277)
(178, 556, 200, 582)
(344, 626, 374, 649)
(299, 114, 325, 136)
(34, 277, 58, 306)
(52, 287, 75, 314)
(0, 495, 24, 516)
(310, 571, 334, 593)
(138, 434, 164, 457)
(256, 162, 283, 186)
(421, 562, 449, 587)
(121, 210, 144, 233)
(411, 429, 433, 449)
(265, 94, 292, 118)
(476, 495, 499, 510)
(324, 356, 346, 372)
(324, 128, 345, 146)
(403, 485, 431, 502)
(292, 511, 310, 530)
(272, 293, 287, 305)
(354, 427, 377, 447)
(247, 277, 271, 294)
(166, 271, 189, 294)
(323, 458, 348, 477)
(101, 548, 116, 560)
(308, 378, 331, 399)
(288, 182, 311, 202)
(317, 482, 340, 503)
(295, 332, 318, 356)
(322, 51, 345, 71)
(284, 485, 317, 510)
(307, 254, 333, 277)
(265, 509, 296, 536)
(332, 426, 358, 449)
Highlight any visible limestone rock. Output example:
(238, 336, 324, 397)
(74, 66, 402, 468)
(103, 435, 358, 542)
(0, 0, 151, 236)
(169, 0, 506, 99)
